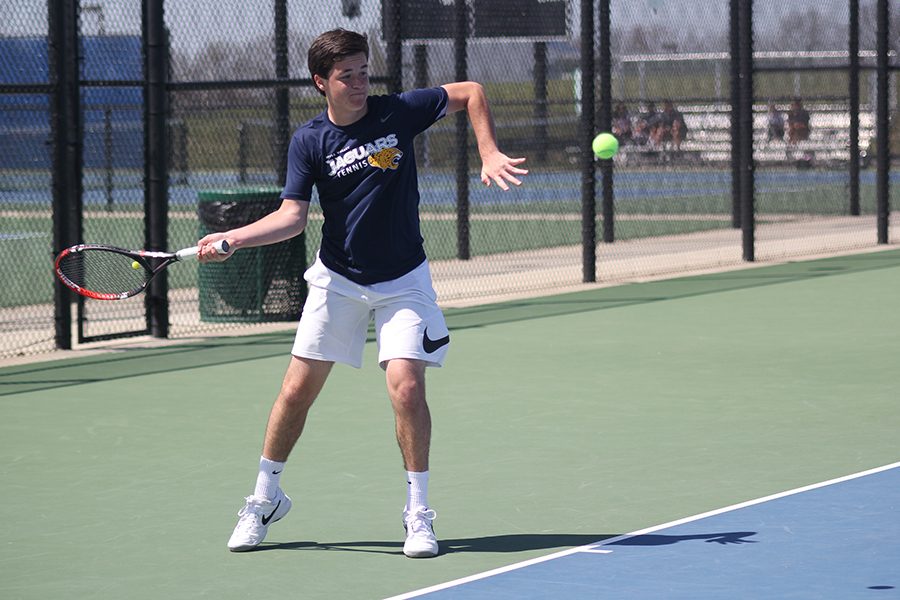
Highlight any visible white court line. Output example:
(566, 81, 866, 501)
(384, 460, 900, 600)
(0, 232, 47, 241)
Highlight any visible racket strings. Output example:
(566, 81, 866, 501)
(57, 250, 149, 295)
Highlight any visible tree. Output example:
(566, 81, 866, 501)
(771, 8, 845, 52)
(859, 0, 899, 55)
(614, 24, 681, 55)
(342, 0, 362, 18)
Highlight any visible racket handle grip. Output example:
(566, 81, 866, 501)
(178, 239, 231, 260)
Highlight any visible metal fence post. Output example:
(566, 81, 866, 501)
(738, 0, 754, 262)
(849, 0, 860, 216)
(875, 0, 889, 243)
(414, 44, 428, 166)
(104, 107, 114, 210)
(274, 0, 305, 300)
(49, 0, 83, 350)
(581, 0, 596, 282)
(729, 0, 741, 229)
(455, 0, 470, 260)
(143, 0, 170, 337)
(274, 0, 289, 186)
(599, 0, 614, 245)
(533, 41, 548, 163)
(384, 0, 402, 94)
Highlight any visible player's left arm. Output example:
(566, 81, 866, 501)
(441, 81, 528, 190)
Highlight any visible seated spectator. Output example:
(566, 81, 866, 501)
(632, 102, 658, 146)
(611, 102, 633, 145)
(787, 97, 811, 144)
(653, 99, 689, 151)
(766, 103, 785, 142)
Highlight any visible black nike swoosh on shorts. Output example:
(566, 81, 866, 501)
(423, 328, 450, 354)
(261, 499, 281, 525)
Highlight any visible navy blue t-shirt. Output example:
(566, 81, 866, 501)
(281, 87, 449, 284)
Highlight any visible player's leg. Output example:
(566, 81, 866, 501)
(228, 260, 371, 552)
(262, 356, 334, 463)
(227, 357, 333, 552)
(384, 358, 439, 558)
(372, 260, 449, 557)
(385, 358, 430, 472)
(373, 264, 449, 478)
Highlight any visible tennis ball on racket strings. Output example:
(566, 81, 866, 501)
(131, 260, 141, 270)
(592, 132, 619, 159)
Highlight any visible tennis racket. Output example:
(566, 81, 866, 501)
(54, 240, 229, 301)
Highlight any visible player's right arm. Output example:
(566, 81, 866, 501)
(197, 199, 309, 262)
(441, 81, 528, 190)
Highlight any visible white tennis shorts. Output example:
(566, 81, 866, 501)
(291, 256, 450, 369)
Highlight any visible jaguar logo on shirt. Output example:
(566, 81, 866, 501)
(326, 133, 400, 178)
(367, 146, 403, 171)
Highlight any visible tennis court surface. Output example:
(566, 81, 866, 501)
(2, 249, 899, 599)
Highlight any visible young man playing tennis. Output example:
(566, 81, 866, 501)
(198, 28, 527, 558)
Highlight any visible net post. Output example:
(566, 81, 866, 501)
(580, 0, 596, 282)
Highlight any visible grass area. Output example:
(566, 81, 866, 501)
(2, 169, 893, 309)
(4, 211, 730, 309)
(439, 218, 723, 261)
(0, 214, 202, 308)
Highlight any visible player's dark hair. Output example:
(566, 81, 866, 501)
(307, 29, 369, 96)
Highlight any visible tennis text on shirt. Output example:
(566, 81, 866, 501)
(327, 134, 400, 177)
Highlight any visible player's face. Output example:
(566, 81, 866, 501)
(317, 53, 369, 125)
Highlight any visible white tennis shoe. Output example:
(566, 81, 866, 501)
(403, 506, 438, 558)
(227, 488, 292, 552)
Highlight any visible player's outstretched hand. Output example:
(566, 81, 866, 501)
(481, 151, 528, 191)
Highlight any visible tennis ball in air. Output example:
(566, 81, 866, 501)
(592, 133, 619, 159)
(131, 260, 141, 270)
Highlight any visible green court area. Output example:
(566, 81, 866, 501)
(2, 249, 899, 599)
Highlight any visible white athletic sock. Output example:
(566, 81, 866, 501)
(406, 470, 430, 511)
(254, 456, 285, 500)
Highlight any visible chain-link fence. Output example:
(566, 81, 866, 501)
(1, 0, 897, 359)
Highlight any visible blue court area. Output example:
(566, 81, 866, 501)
(396, 464, 900, 599)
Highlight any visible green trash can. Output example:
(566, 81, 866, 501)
(197, 187, 306, 323)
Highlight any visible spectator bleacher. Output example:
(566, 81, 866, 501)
(614, 102, 876, 167)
